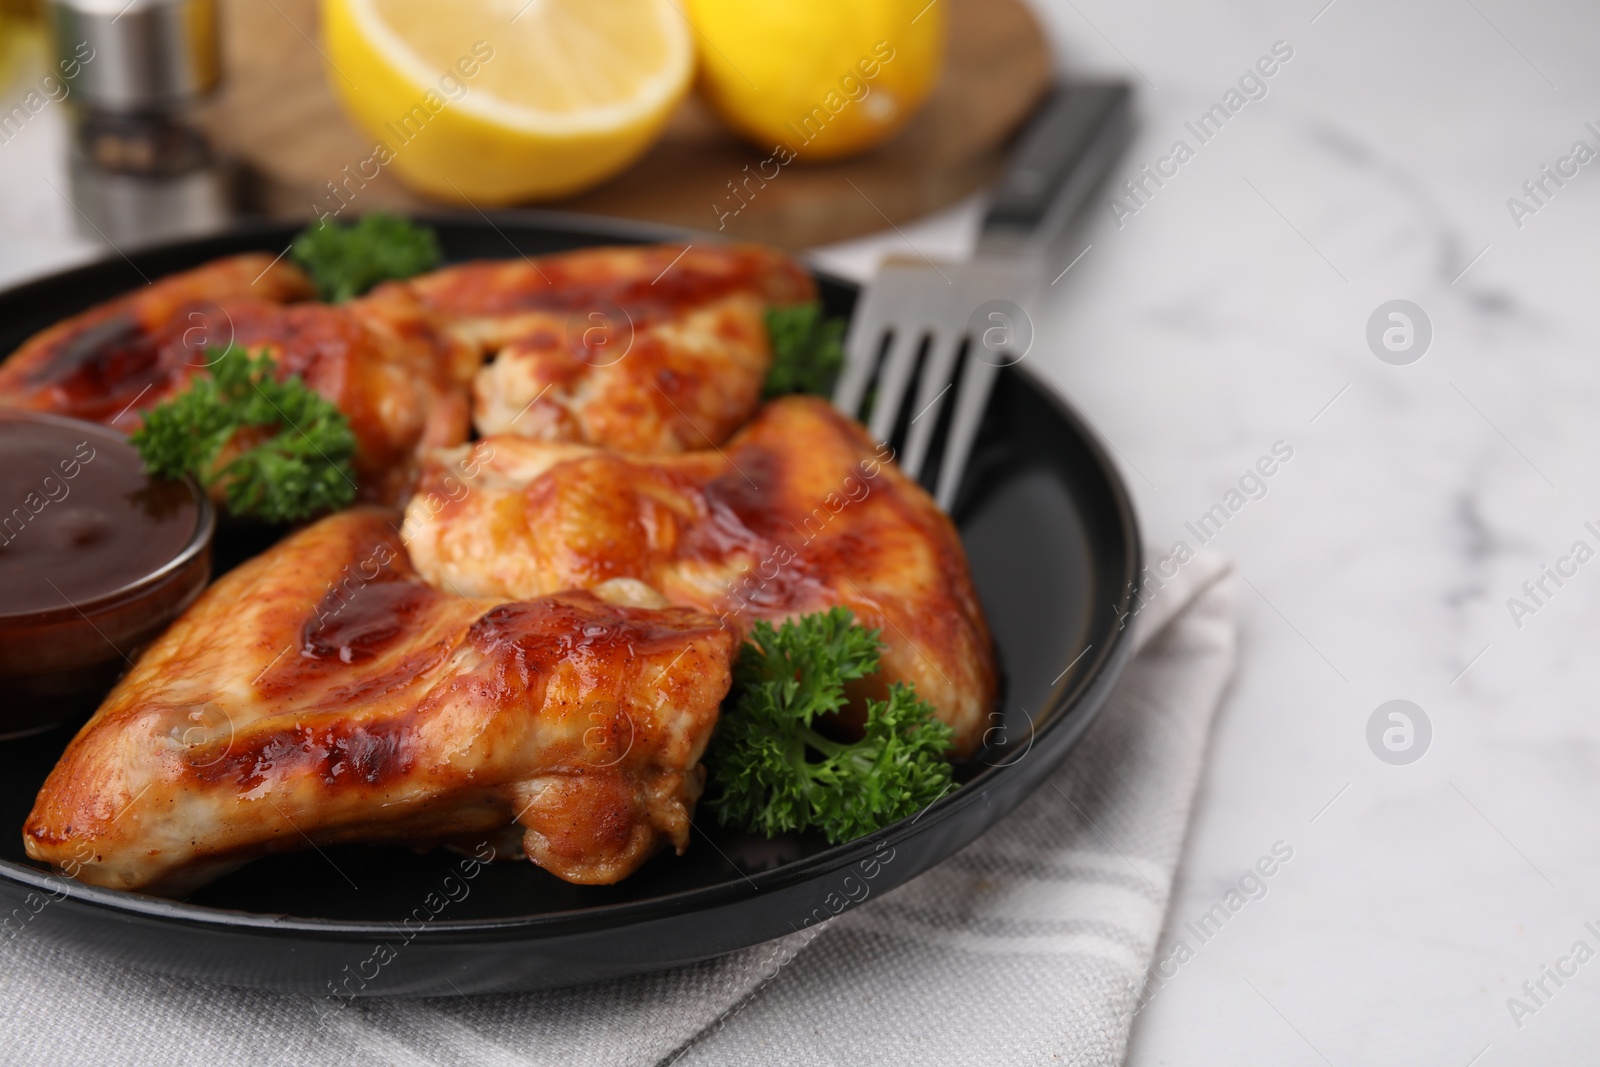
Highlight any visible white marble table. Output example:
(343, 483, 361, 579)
(837, 3, 1600, 1061)
(5, 3, 1599, 1060)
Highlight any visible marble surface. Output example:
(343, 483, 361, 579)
(5, 2, 1600, 1061)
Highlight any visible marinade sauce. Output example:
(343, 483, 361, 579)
(0, 412, 199, 616)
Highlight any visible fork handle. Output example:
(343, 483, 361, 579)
(977, 81, 1134, 255)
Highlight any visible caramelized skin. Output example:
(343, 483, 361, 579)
(0, 255, 477, 503)
(0, 254, 314, 426)
(402, 244, 816, 453)
(404, 397, 996, 755)
(223, 286, 478, 503)
(23, 510, 735, 895)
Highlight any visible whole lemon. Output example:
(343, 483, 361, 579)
(686, 0, 946, 162)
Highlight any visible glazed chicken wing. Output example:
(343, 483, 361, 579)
(0, 255, 479, 502)
(0, 253, 314, 426)
(23, 509, 735, 895)
(403, 397, 996, 754)
(221, 285, 479, 502)
(401, 243, 815, 453)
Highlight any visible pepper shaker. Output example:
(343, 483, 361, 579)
(47, 0, 232, 247)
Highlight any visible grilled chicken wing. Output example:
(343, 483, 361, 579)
(221, 286, 479, 503)
(23, 509, 735, 895)
(401, 243, 815, 452)
(0, 255, 479, 503)
(0, 253, 314, 426)
(403, 397, 996, 755)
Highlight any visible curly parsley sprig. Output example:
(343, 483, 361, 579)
(708, 608, 955, 844)
(763, 302, 845, 399)
(290, 213, 441, 303)
(130, 346, 357, 522)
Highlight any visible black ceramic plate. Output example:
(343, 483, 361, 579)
(0, 214, 1140, 996)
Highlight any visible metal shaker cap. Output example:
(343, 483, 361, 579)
(48, 0, 220, 111)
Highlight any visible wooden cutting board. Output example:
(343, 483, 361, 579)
(204, 0, 1051, 249)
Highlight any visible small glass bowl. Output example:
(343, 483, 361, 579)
(0, 412, 214, 735)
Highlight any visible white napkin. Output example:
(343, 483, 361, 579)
(0, 552, 1235, 1067)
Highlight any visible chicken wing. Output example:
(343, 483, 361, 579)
(403, 397, 996, 755)
(0, 253, 314, 427)
(0, 255, 479, 503)
(221, 285, 479, 503)
(401, 243, 816, 453)
(23, 509, 735, 895)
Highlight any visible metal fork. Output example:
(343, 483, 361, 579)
(833, 82, 1133, 510)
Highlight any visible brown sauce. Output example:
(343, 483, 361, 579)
(302, 580, 436, 665)
(29, 313, 162, 406)
(0, 413, 199, 615)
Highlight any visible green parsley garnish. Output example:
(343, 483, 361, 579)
(708, 608, 955, 844)
(290, 213, 441, 302)
(131, 345, 357, 522)
(763, 302, 845, 399)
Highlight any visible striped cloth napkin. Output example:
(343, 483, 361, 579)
(0, 552, 1235, 1067)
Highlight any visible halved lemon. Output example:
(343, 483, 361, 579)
(322, 0, 695, 203)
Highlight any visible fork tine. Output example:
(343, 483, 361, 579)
(833, 297, 891, 419)
(934, 354, 999, 511)
(866, 326, 926, 445)
(900, 331, 965, 481)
